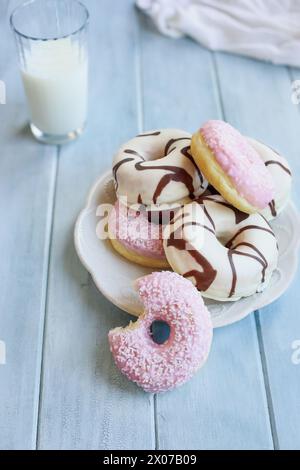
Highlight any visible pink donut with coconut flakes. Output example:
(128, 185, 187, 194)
(108, 200, 170, 268)
(108, 271, 213, 393)
(191, 120, 275, 214)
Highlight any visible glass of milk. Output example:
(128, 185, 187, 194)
(10, 0, 89, 144)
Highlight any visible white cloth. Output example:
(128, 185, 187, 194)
(136, 0, 300, 67)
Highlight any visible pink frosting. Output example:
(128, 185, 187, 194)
(200, 120, 274, 209)
(108, 201, 166, 260)
(108, 272, 213, 393)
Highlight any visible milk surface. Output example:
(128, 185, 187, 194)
(22, 37, 88, 135)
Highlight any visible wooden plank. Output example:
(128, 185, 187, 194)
(139, 16, 273, 449)
(0, 0, 57, 450)
(214, 53, 300, 449)
(37, 0, 154, 450)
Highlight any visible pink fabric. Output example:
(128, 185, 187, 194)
(200, 120, 274, 209)
(108, 201, 166, 260)
(108, 271, 213, 393)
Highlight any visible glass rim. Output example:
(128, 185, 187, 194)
(10, 0, 89, 42)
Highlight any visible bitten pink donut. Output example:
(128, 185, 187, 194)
(108, 271, 213, 393)
(191, 120, 275, 214)
(108, 201, 169, 268)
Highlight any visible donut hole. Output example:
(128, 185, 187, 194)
(150, 320, 171, 345)
(143, 148, 166, 162)
(143, 140, 174, 162)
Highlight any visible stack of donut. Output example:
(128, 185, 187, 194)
(107, 120, 292, 392)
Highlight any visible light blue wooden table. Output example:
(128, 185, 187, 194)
(1, 0, 300, 450)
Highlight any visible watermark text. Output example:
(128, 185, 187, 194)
(291, 339, 300, 365)
(0, 80, 6, 104)
(0, 340, 6, 365)
(291, 80, 300, 105)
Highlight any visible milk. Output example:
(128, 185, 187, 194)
(21, 37, 88, 136)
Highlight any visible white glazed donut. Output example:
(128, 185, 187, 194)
(163, 195, 278, 301)
(113, 129, 208, 206)
(247, 138, 292, 220)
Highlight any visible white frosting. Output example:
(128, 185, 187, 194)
(163, 195, 278, 301)
(247, 137, 292, 220)
(113, 129, 207, 206)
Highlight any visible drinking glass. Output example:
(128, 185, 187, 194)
(10, 0, 89, 144)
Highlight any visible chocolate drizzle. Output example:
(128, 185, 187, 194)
(235, 242, 268, 282)
(171, 208, 215, 234)
(263, 149, 291, 219)
(114, 134, 205, 204)
(164, 137, 190, 155)
(268, 200, 277, 217)
(205, 184, 220, 196)
(225, 224, 275, 249)
(164, 137, 205, 188)
(227, 242, 268, 298)
(134, 160, 195, 204)
(227, 251, 237, 298)
(219, 202, 250, 224)
(203, 205, 216, 231)
(167, 222, 217, 291)
(167, 197, 276, 298)
(181, 146, 204, 187)
(112, 157, 134, 191)
(146, 209, 177, 225)
(197, 196, 249, 225)
(124, 149, 145, 161)
(264, 158, 291, 218)
(183, 267, 217, 291)
(137, 131, 161, 137)
(225, 225, 275, 297)
(265, 160, 291, 175)
(170, 211, 190, 227)
(113, 149, 145, 190)
(185, 220, 215, 235)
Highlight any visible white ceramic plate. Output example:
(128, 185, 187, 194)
(74, 170, 300, 328)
